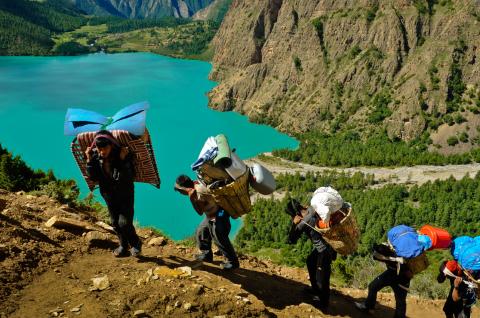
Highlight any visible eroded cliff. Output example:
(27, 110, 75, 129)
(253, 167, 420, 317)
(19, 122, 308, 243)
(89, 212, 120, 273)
(209, 0, 480, 150)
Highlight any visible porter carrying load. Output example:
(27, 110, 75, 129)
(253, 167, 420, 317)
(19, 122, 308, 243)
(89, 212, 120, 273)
(190, 134, 276, 218)
(385, 225, 430, 275)
(64, 102, 160, 190)
(191, 134, 250, 218)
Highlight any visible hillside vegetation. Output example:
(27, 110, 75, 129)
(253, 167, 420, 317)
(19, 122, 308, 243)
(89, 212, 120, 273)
(273, 130, 480, 167)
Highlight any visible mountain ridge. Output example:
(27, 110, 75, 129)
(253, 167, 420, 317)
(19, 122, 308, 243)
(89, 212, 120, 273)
(72, 0, 215, 18)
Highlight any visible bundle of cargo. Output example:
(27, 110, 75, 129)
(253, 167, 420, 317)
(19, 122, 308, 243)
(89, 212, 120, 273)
(64, 102, 160, 190)
(311, 187, 359, 255)
(450, 236, 480, 297)
(191, 135, 276, 218)
(385, 225, 430, 275)
(418, 225, 452, 250)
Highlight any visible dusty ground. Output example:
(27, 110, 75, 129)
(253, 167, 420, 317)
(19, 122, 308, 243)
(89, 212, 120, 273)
(1, 190, 478, 318)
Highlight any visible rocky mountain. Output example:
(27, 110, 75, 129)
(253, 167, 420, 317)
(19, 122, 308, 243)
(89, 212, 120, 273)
(208, 0, 480, 151)
(73, 0, 215, 18)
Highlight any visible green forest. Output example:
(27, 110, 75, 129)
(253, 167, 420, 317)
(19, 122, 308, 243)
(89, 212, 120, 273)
(0, 0, 85, 55)
(273, 130, 480, 167)
(235, 170, 480, 298)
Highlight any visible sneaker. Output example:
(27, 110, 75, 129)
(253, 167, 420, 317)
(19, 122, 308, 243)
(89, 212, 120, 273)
(312, 295, 328, 311)
(220, 261, 239, 270)
(354, 301, 369, 312)
(130, 241, 142, 258)
(195, 252, 213, 263)
(113, 246, 129, 258)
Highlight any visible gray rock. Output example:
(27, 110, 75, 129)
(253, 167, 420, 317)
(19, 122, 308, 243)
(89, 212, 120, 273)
(85, 231, 113, 245)
(133, 310, 146, 317)
(192, 283, 204, 295)
(164, 305, 174, 314)
(148, 237, 167, 246)
(90, 275, 110, 291)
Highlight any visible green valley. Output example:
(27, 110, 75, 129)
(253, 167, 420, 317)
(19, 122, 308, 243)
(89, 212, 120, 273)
(0, 0, 221, 59)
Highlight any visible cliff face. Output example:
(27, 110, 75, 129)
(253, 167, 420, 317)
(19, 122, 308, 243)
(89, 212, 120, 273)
(74, 0, 214, 18)
(209, 0, 480, 147)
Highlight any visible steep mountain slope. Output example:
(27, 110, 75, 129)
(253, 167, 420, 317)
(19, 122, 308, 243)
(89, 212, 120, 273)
(2, 190, 477, 318)
(192, 0, 232, 23)
(73, 0, 215, 18)
(208, 0, 480, 151)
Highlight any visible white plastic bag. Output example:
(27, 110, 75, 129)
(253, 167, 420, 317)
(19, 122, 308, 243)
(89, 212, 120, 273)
(310, 187, 343, 222)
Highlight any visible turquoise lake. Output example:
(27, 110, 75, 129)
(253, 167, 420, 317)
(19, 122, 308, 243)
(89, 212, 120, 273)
(0, 53, 297, 240)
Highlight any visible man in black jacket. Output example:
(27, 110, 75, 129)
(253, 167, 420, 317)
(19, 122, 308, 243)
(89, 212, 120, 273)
(86, 130, 141, 257)
(287, 200, 336, 309)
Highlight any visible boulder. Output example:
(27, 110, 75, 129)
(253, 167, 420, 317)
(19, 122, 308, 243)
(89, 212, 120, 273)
(147, 237, 167, 246)
(90, 275, 110, 291)
(84, 231, 115, 248)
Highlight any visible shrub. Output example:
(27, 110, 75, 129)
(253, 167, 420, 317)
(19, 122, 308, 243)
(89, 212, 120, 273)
(348, 45, 362, 59)
(447, 136, 459, 146)
(293, 56, 303, 71)
(459, 132, 469, 143)
(368, 90, 393, 123)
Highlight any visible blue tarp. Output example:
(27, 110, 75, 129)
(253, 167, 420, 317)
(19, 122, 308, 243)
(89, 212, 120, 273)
(387, 225, 425, 258)
(64, 101, 149, 136)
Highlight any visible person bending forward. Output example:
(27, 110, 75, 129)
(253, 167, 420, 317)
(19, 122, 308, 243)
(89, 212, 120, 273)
(175, 175, 239, 270)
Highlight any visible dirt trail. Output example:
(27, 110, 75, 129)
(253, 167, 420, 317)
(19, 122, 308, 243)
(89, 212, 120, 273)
(246, 154, 480, 187)
(1, 191, 478, 318)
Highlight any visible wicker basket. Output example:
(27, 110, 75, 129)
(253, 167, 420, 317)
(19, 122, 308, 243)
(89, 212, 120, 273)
(71, 129, 160, 191)
(209, 171, 251, 219)
(316, 203, 360, 255)
(405, 253, 429, 275)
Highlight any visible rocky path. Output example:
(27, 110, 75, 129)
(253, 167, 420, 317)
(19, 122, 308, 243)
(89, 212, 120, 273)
(2, 191, 478, 318)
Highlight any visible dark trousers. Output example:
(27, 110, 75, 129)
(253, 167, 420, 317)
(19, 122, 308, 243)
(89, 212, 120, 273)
(365, 268, 410, 318)
(196, 210, 238, 264)
(443, 291, 471, 318)
(106, 199, 140, 249)
(306, 248, 333, 307)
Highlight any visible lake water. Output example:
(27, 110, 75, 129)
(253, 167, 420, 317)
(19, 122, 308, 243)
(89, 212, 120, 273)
(0, 53, 297, 240)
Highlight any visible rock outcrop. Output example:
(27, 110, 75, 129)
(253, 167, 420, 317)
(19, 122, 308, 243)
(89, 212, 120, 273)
(209, 0, 480, 146)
